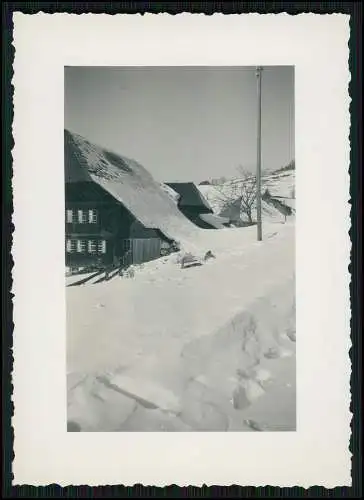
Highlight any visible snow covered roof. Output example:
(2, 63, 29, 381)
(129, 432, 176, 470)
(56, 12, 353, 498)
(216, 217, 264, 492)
(64, 130, 199, 243)
(166, 182, 213, 213)
(199, 213, 229, 229)
(219, 197, 242, 220)
(160, 183, 180, 204)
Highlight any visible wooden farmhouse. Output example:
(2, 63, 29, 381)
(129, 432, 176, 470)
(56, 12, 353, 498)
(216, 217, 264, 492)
(64, 130, 182, 272)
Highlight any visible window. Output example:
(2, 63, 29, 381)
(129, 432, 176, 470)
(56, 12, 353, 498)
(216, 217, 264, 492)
(66, 239, 77, 253)
(88, 209, 98, 224)
(77, 240, 87, 253)
(97, 240, 107, 254)
(66, 209, 74, 223)
(66, 239, 106, 254)
(78, 209, 87, 224)
(67, 209, 97, 224)
(88, 240, 97, 254)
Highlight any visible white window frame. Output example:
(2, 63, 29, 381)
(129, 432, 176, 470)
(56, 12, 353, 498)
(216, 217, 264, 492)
(77, 239, 87, 253)
(66, 239, 77, 253)
(88, 209, 98, 224)
(78, 209, 88, 224)
(88, 240, 97, 254)
(66, 209, 74, 223)
(97, 240, 107, 254)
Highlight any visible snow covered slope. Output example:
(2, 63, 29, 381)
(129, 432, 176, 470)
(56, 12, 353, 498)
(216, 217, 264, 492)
(198, 168, 295, 222)
(262, 169, 295, 199)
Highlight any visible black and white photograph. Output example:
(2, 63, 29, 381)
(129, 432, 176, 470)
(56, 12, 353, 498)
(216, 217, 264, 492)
(11, 8, 353, 488)
(65, 66, 296, 432)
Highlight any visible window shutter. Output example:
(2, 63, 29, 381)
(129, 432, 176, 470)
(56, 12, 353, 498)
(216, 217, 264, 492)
(67, 239, 77, 253)
(76, 240, 82, 253)
(66, 210, 73, 223)
(88, 240, 97, 253)
(89, 209, 97, 223)
(98, 240, 106, 254)
(78, 210, 83, 223)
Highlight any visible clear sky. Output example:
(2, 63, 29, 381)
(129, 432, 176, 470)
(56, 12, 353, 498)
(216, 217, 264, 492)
(65, 66, 294, 183)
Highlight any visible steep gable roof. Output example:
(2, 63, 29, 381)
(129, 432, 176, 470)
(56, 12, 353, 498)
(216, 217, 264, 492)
(64, 130, 198, 243)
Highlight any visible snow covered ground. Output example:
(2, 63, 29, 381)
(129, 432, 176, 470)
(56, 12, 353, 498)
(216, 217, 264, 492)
(262, 169, 295, 199)
(67, 220, 295, 432)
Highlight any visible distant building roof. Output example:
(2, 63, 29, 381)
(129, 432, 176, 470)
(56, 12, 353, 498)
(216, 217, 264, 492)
(166, 182, 213, 213)
(199, 213, 229, 228)
(218, 197, 243, 222)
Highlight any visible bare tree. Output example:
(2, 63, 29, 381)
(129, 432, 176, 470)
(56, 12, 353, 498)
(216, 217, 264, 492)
(213, 167, 257, 225)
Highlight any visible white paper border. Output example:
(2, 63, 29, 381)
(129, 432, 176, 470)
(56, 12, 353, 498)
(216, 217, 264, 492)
(12, 13, 351, 487)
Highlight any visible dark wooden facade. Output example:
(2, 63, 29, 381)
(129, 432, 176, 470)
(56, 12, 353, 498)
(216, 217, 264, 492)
(178, 208, 215, 229)
(65, 181, 172, 270)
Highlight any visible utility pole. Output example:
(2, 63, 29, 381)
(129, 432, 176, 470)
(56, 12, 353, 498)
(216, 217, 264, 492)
(256, 66, 263, 241)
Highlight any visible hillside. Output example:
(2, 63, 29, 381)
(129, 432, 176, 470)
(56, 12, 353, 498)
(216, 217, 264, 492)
(198, 168, 295, 223)
(262, 168, 295, 210)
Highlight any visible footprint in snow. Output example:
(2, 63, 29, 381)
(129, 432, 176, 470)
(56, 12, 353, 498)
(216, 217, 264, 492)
(254, 368, 272, 387)
(264, 346, 293, 359)
(286, 329, 296, 342)
(67, 420, 81, 432)
(244, 419, 266, 431)
(264, 347, 280, 359)
(244, 419, 292, 432)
